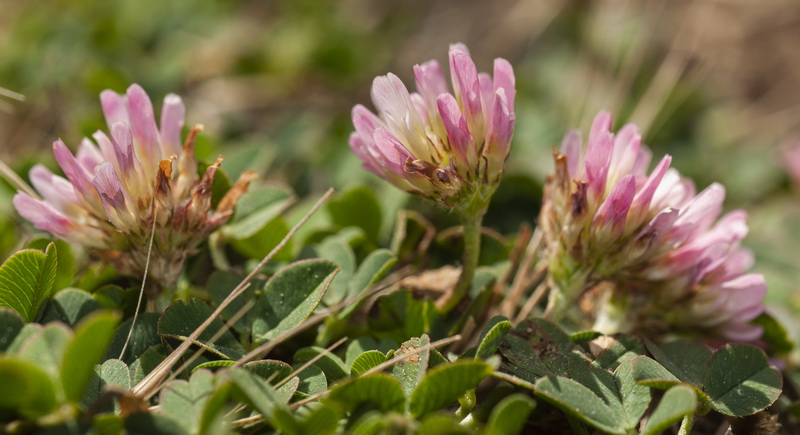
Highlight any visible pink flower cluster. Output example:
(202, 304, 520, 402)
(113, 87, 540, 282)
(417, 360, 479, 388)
(349, 44, 515, 207)
(541, 111, 765, 341)
(14, 84, 255, 286)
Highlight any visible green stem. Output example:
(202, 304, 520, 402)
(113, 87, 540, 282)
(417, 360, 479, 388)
(440, 207, 484, 314)
(678, 413, 695, 435)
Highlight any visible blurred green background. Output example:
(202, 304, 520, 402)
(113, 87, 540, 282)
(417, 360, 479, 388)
(1, 0, 799, 320)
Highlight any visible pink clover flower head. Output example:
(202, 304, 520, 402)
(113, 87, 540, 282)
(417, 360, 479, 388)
(349, 43, 515, 208)
(14, 84, 256, 286)
(541, 111, 766, 341)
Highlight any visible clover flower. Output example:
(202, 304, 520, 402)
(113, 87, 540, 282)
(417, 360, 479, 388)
(348, 43, 515, 209)
(13, 84, 255, 287)
(540, 111, 766, 341)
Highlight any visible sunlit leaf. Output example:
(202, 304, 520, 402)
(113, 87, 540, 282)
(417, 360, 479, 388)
(251, 259, 338, 343)
(703, 344, 782, 416)
(640, 385, 697, 435)
(329, 373, 406, 413)
(409, 360, 492, 418)
(0, 244, 58, 322)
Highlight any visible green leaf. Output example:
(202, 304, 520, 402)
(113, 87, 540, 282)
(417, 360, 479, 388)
(6, 323, 43, 354)
(752, 312, 794, 355)
(345, 336, 380, 366)
(317, 237, 356, 306)
(645, 339, 712, 387)
(640, 385, 697, 435)
(329, 373, 406, 413)
(498, 318, 576, 382)
(92, 285, 126, 310)
(294, 364, 327, 398)
(419, 413, 472, 434)
(476, 316, 511, 360)
(392, 335, 430, 399)
(97, 359, 132, 389)
(227, 367, 288, 420)
(271, 407, 304, 435)
(534, 375, 625, 435)
(61, 311, 120, 402)
(207, 271, 255, 335)
(105, 312, 161, 363)
(347, 249, 396, 300)
(40, 288, 102, 326)
(301, 404, 340, 434)
(327, 186, 383, 242)
(367, 290, 441, 344)
(588, 334, 645, 370)
(244, 359, 293, 384)
(191, 360, 236, 372)
(0, 358, 58, 418)
(614, 359, 651, 429)
(160, 369, 219, 434)
(252, 259, 338, 343)
(230, 217, 293, 261)
(703, 344, 782, 416)
(0, 244, 58, 322)
(631, 356, 684, 391)
(409, 360, 492, 418)
(92, 413, 124, 435)
(350, 350, 387, 376)
(27, 239, 75, 292)
(222, 186, 294, 239)
(277, 376, 300, 403)
(129, 345, 169, 385)
(125, 412, 189, 435)
(0, 307, 24, 352)
(294, 346, 349, 382)
(198, 381, 233, 435)
(158, 298, 245, 360)
(485, 394, 536, 435)
(84, 359, 132, 408)
(391, 210, 435, 263)
(16, 322, 71, 378)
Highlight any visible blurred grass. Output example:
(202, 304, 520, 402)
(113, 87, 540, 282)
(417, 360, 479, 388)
(1, 0, 800, 317)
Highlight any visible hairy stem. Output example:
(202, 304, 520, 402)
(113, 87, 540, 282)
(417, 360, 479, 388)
(440, 205, 484, 314)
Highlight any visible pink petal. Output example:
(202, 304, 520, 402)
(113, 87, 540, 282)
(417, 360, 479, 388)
(13, 193, 76, 240)
(449, 46, 483, 134)
(486, 88, 514, 169)
(160, 93, 185, 158)
(29, 165, 78, 213)
(126, 84, 161, 167)
(437, 93, 474, 171)
(76, 138, 104, 172)
(53, 139, 103, 215)
(609, 123, 641, 178)
(92, 162, 136, 230)
(348, 133, 383, 176)
(584, 131, 613, 199)
(371, 128, 412, 178)
(100, 89, 129, 128)
(673, 183, 726, 238)
(413, 60, 448, 109)
(588, 111, 612, 146)
(560, 130, 582, 178)
(493, 58, 515, 114)
(722, 323, 763, 342)
(592, 174, 636, 237)
(631, 155, 672, 211)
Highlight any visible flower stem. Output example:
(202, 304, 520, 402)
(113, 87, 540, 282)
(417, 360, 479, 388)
(440, 200, 485, 314)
